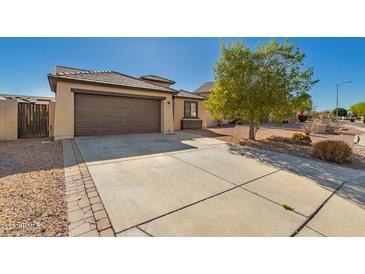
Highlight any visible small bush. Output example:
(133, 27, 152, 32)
(312, 140, 352, 164)
(292, 133, 312, 143)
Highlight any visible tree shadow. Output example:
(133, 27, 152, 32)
(73, 131, 226, 164)
(226, 143, 365, 208)
(182, 129, 230, 138)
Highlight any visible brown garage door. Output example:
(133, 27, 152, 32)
(74, 93, 161, 136)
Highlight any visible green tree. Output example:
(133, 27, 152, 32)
(331, 107, 347, 117)
(205, 39, 319, 140)
(292, 93, 313, 113)
(349, 102, 365, 117)
(203, 85, 226, 125)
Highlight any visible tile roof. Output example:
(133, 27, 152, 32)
(174, 90, 206, 100)
(193, 82, 215, 94)
(140, 75, 175, 84)
(49, 66, 177, 93)
(54, 66, 91, 74)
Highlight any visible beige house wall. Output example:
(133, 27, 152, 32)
(53, 81, 175, 140)
(49, 101, 55, 137)
(0, 100, 17, 140)
(173, 98, 206, 130)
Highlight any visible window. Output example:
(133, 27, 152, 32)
(184, 101, 198, 118)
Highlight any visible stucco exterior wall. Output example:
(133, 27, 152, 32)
(173, 98, 206, 130)
(0, 100, 17, 140)
(49, 101, 55, 137)
(53, 81, 175, 140)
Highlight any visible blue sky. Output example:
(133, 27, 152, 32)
(0, 37, 364, 110)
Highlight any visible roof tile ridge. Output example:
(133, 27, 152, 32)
(56, 70, 112, 76)
(110, 70, 177, 93)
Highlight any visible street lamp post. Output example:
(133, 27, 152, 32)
(336, 81, 353, 123)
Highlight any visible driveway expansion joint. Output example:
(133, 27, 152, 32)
(114, 167, 285, 235)
(291, 181, 346, 237)
(168, 154, 239, 187)
(136, 226, 154, 237)
(240, 186, 308, 218)
(169, 153, 306, 216)
(305, 226, 327, 237)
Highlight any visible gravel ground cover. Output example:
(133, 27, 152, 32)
(0, 138, 67, 236)
(188, 124, 365, 170)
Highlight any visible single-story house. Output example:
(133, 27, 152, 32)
(0, 66, 226, 141)
(48, 66, 210, 140)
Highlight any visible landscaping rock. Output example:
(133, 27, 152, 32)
(0, 138, 67, 236)
(311, 123, 327, 134)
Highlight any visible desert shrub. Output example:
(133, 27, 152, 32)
(292, 133, 312, 143)
(312, 140, 352, 163)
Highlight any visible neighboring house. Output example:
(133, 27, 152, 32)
(194, 82, 230, 127)
(48, 66, 207, 140)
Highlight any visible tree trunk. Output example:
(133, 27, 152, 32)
(248, 112, 256, 140)
(249, 122, 255, 140)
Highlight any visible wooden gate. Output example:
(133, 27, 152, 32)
(18, 103, 49, 138)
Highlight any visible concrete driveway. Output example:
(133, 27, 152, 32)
(75, 132, 365, 236)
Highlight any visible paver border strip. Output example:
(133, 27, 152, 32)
(63, 139, 115, 237)
(70, 139, 116, 237)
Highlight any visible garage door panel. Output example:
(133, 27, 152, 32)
(75, 117, 161, 123)
(76, 124, 160, 129)
(74, 93, 161, 136)
(75, 128, 159, 136)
